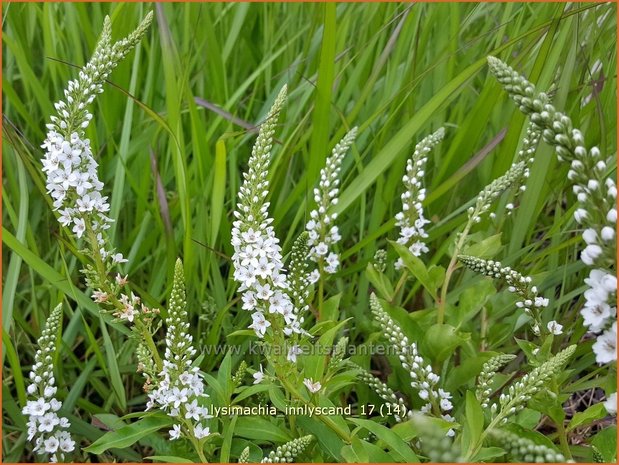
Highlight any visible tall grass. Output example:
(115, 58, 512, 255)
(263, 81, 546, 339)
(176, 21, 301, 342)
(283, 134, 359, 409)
(2, 2, 616, 462)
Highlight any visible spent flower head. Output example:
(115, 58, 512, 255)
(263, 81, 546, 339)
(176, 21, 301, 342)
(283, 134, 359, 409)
(22, 304, 75, 463)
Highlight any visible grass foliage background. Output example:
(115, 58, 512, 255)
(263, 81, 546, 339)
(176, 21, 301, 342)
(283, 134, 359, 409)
(2, 2, 617, 462)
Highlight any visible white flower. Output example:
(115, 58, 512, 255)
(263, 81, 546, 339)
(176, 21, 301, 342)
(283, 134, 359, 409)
(43, 436, 60, 454)
(253, 364, 265, 384)
(184, 399, 201, 421)
(38, 413, 60, 433)
(604, 392, 617, 415)
(72, 218, 86, 238)
(169, 424, 182, 440)
(287, 345, 302, 363)
(303, 378, 322, 393)
(305, 128, 357, 275)
(546, 320, 563, 335)
(194, 424, 210, 439)
(249, 312, 271, 338)
(581, 303, 614, 333)
(592, 323, 617, 364)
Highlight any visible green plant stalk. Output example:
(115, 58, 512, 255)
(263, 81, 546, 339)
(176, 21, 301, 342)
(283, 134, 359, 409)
(438, 221, 473, 324)
(266, 316, 351, 443)
(391, 270, 409, 303)
(318, 260, 325, 320)
(84, 218, 163, 371)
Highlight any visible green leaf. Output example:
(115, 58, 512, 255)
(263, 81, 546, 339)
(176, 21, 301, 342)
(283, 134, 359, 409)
(390, 241, 437, 299)
(234, 417, 292, 443)
(321, 293, 342, 322)
(591, 426, 617, 462)
(422, 324, 469, 363)
(298, 415, 344, 461)
(365, 264, 395, 300)
(144, 456, 194, 463)
(463, 391, 484, 455)
(84, 414, 173, 454)
(462, 233, 503, 258)
(349, 418, 419, 462)
(567, 402, 607, 432)
(471, 446, 506, 462)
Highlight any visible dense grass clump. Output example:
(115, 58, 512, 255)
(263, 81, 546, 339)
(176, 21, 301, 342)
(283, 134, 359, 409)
(3, 2, 616, 463)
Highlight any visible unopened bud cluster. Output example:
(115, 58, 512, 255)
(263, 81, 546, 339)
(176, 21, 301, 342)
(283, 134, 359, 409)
(476, 354, 516, 409)
(492, 345, 576, 421)
(488, 429, 565, 463)
(261, 435, 313, 463)
(357, 370, 409, 421)
(147, 260, 211, 442)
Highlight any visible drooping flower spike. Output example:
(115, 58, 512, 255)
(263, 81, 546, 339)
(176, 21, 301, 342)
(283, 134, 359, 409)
(370, 294, 455, 434)
(231, 86, 305, 338)
(22, 304, 75, 463)
(469, 123, 541, 224)
(458, 255, 552, 335)
(306, 127, 358, 275)
(487, 56, 617, 367)
(395, 128, 444, 269)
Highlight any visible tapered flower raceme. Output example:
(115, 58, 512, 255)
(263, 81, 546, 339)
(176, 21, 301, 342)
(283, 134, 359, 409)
(306, 128, 357, 274)
(476, 354, 516, 409)
(488, 429, 565, 463)
(22, 304, 75, 463)
(147, 259, 210, 442)
(40, 13, 156, 339)
(492, 345, 576, 421)
(458, 255, 549, 334)
(261, 435, 313, 463)
(370, 294, 454, 431)
(394, 128, 444, 269)
(488, 56, 617, 366)
(231, 86, 303, 338)
(357, 370, 409, 421)
(42, 13, 152, 262)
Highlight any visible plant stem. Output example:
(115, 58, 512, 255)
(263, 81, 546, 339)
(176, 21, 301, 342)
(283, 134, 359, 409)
(391, 270, 409, 303)
(84, 218, 163, 371)
(318, 261, 325, 320)
(437, 221, 472, 324)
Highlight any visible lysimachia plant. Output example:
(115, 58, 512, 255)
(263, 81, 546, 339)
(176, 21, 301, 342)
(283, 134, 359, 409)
(8, 7, 616, 465)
